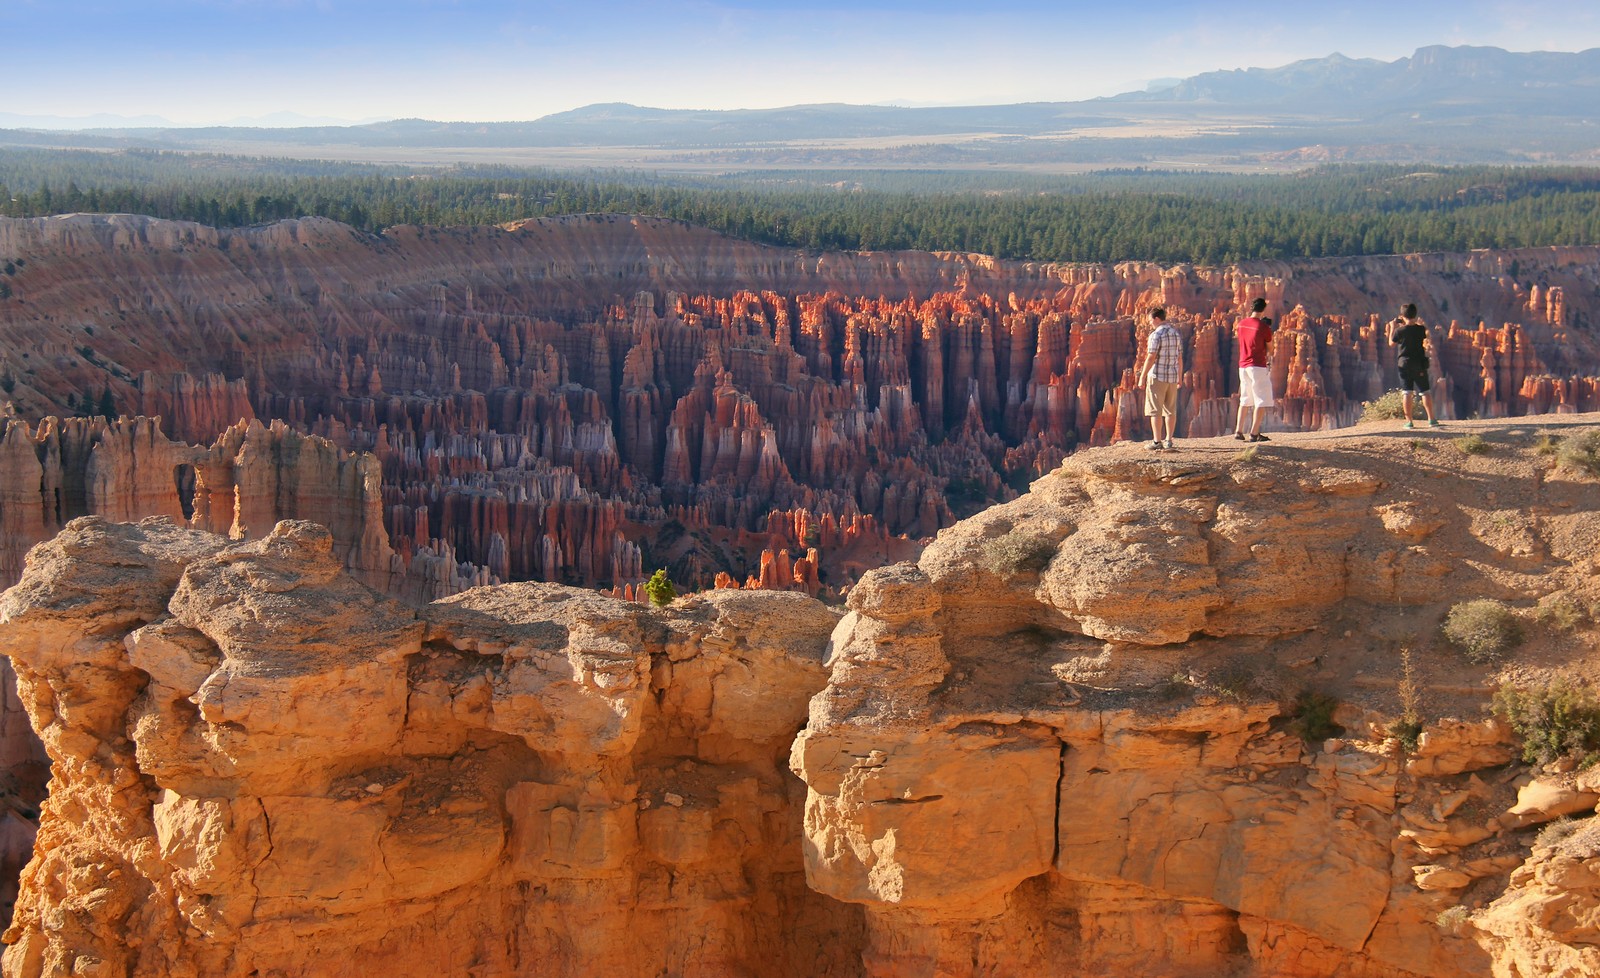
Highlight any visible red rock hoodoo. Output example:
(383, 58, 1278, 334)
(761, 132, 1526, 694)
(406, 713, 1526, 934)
(1, 214, 1597, 601)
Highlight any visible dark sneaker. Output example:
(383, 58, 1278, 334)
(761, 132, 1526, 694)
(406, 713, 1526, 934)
(1149, 440, 1165, 450)
(1248, 433, 1271, 442)
(1234, 432, 1246, 441)
(1164, 440, 1175, 450)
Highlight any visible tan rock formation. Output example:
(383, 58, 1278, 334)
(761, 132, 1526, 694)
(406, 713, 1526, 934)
(0, 517, 861, 977)
(792, 414, 1600, 977)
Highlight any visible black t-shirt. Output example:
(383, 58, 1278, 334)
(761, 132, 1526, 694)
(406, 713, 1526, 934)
(1391, 320, 1428, 363)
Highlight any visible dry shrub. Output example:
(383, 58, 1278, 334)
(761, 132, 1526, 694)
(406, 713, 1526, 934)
(1443, 599, 1521, 664)
(1557, 429, 1600, 476)
(980, 530, 1056, 577)
(1360, 390, 1408, 422)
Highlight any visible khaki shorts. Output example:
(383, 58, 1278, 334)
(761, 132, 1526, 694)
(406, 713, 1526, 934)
(1145, 379, 1179, 417)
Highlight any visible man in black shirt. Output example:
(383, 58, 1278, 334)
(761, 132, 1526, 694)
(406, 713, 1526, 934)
(1388, 303, 1439, 428)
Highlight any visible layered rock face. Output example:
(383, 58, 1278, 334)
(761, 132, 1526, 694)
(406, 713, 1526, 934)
(1, 214, 1597, 599)
(0, 518, 862, 978)
(791, 415, 1600, 978)
(6, 418, 1600, 976)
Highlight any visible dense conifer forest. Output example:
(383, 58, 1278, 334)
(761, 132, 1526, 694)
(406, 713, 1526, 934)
(2, 148, 1599, 264)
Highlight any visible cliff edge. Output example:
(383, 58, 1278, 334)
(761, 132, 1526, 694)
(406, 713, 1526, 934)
(3, 415, 1600, 977)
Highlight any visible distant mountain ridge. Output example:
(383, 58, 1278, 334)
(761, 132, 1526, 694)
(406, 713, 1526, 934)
(4, 46, 1599, 165)
(1110, 44, 1600, 115)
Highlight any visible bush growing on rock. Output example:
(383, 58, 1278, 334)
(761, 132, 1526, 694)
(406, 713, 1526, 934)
(1443, 599, 1522, 663)
(979, 529, 1056, 577)
(1453, 434, 1489, 456)
(1360, 390, 1407, 422)
(1290, 690, 1344, 743)
(644, 569, 676, 607)
(1493, 681, 1600, 766)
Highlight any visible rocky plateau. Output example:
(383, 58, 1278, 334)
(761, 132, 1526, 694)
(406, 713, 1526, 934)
(1, 416, 1599, 977)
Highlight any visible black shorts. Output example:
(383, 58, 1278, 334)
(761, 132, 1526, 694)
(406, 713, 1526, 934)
(1399, 358, 1431, 392)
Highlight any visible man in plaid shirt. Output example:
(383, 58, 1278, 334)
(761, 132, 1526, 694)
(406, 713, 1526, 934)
(1139, 307, 1183, 450)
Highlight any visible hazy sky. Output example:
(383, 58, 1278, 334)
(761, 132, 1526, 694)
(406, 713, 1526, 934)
(8, 0, 1600, 126)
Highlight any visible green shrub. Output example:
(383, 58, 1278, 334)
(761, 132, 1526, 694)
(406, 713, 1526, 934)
(1533, 431, 1563, 456)
(1290, 690, 1344, 743)
(1557, 430, 1600, 476)
(1443, 599, 1522, 664)
(643, 569, 676, 607)
(1234, 445, 1259, 463)
(1492, 681, 1600, 766)
(1360, 390, 1408, 422)
(1453, 434, 1489, 456)
(980, 529, 1056, 577)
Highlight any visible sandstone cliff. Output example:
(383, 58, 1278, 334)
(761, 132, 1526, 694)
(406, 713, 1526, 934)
(4, 416, 1600, 977)
(1, 214, 1597, 600)
(0, 518, 861, 977)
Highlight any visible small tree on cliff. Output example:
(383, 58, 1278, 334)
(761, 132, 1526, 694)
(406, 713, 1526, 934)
(644, 569, 676, 608)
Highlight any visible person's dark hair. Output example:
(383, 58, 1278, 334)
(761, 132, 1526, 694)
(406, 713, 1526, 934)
(1151, 307, 1166, 321)
(1403, 302, 1418, 319)
(1251, 297, 1267, 314)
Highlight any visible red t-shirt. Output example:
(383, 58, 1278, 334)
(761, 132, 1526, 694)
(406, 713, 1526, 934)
(1236, 317, 1273, 367)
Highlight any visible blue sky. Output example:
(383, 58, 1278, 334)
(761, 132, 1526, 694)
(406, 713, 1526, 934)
(7, 0, 1600, 126)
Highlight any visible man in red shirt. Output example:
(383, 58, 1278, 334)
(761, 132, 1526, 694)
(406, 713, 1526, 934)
(1234, 297, 1274, 442)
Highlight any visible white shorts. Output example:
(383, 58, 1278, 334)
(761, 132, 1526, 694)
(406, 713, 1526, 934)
(1239, 366, 1275, 408)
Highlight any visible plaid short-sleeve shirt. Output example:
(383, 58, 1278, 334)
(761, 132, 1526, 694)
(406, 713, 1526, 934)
(1146, 322, 1183, 384)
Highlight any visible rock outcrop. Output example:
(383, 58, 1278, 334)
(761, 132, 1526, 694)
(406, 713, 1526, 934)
(5, 416, 1600, 976)
(0, 518, 861, 977)
(2, 214, 1598, 600)
(789, 414, 1600, 977)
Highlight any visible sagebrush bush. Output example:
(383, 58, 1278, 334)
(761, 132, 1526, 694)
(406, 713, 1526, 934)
(1493, 681, 1600, 766)
(1557, 429, 1600, 476)
(1534, 594, 1589, 632)
(1453, 433, 1489, 456)
(1443, 599, 1522, 664)
(980, 529, 1056, 576)
(1360, 390, 1408, 422)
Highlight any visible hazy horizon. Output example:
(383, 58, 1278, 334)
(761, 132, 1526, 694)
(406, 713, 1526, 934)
(7, 0, 1600, 129)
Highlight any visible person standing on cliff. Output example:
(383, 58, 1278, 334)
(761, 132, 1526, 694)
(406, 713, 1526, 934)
(1388, 302, 1440, 428)
(1234, 297, 1274, 442)
(1140, 307, 1183, 450)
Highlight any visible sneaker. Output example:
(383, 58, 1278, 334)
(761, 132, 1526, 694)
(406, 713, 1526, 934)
(1234, 432, 1246, 441)
(1428, 420, 1441, 428)
(1248, 433, 1271, 442)
(1149, 440, 1164, 450)
(1164, 440, 1175, 450)
(1403, 421, 1415, 429)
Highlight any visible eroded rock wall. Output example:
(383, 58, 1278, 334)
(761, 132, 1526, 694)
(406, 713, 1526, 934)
(791, 417, 1600, 977)
(0, 517, 862, 977)
(1, 214, 1597, 599)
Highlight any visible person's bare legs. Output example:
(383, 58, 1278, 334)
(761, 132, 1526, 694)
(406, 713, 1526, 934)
(1250, 406, 1267, 438)
(1422, 391, 1436, 423)
(1402, 390, 1416, 425)
(1235, 402, 1249, 437)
